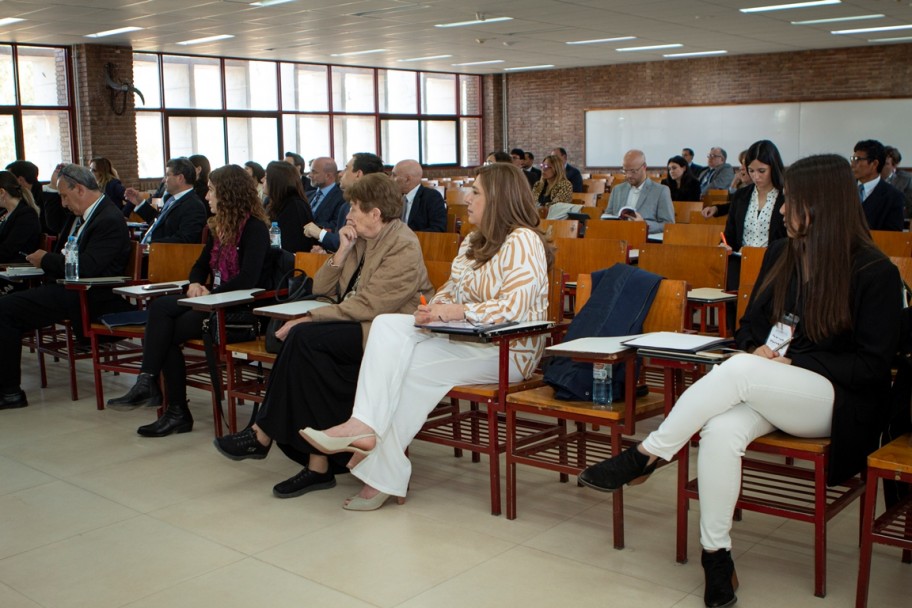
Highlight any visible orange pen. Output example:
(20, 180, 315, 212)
(720, 231, 730, 249)
(419, 294, 428, 306)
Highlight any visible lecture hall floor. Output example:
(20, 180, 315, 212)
(0, 362, 910, 608)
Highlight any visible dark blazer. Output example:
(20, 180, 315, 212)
(138, 190, 208, 244)
(862, 180, 905, 231)
(103, 179, 126, 209)
(273, 196, 317, 253)
(0, 200, 41, 263)
(43, 191, 70, 236)
(886, 169, 912, 218)
(524, 167, 542, 189)
(722, 185, 786, 252)
(189, 220, 272, 293)
(407, 185, 447, 233)
(662, 174, 702, 202)
(737, 239, 901, 485)
(565, 163, 584, 193)
(312, 184, 349, 252)
(689, 162, 706, 178)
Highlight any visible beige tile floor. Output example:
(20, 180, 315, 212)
(1, 360, 910, 608)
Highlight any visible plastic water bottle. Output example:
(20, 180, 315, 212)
(64, 236, 79, 281)
(592, 362, 612, 407)
(269, 222, 282, 248)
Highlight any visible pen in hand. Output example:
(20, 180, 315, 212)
(773, 337, 792, 356)
(720, 231, 731, 250)
(419, 294, 427, 306)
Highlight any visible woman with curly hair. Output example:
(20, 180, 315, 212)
(108, 165, 273, 437)
(90, 157, 127, 209)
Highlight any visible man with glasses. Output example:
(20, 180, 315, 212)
(0, 164, 133, 410)
(699, 147, 735, 196)
(852, 139, 904, 231)
(602, 149, 674, 234)
(123, 158, 207, 244)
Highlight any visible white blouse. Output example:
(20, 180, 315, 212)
(742, 187, 778, 248)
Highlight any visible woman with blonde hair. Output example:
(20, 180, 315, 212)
(531, 154, 573, 207)
(89, 157, 126, 209)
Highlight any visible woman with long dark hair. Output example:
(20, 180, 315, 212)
(662, 155, 701, 202)
(577, 154, 902, 608)
(0, 170, 40, 264)
(189, 154, 211, 203)
(263, 161, 316, 253)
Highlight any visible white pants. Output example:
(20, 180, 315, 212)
(640, 353, 834, 551)
(350, 314, 525, 497)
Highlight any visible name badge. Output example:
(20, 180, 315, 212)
(213, 270, 221, 288)
(765, 313, 799, 356)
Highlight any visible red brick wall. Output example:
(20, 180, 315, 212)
(500, 44, 912, 172)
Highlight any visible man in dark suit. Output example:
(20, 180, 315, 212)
(682, 148, 705, 178)
(123, 158, 207, 244)
(882, 145, 912, 219)
(392, 159, 447, 232)
(304, 153, 384, 251)
(522, 151, 542, 188)
(552, 147, 584, 193)
(853, 139, 904, 232)
(0, 164, 133, 409)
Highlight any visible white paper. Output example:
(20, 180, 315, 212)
(546, 335, 643, 356)
(622, 331, 729, 352)
(254, 300, 331, 317)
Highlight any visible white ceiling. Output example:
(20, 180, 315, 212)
(1, 0, 911, 73)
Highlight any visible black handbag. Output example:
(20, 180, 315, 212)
(265, 267, 314, 354)
(202, 309, 259, 346)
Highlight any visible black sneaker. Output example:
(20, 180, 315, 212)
(213, 427, 271, 461)
(273, 468, 336, 498)
(578, 444, 658, 492)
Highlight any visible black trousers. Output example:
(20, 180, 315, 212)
(256, 321, 363, 473)
(140, 294, 206, 405)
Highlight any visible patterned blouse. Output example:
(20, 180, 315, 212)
(432, 227, 549, 378)
(742, 187, 779, 248)
(532, 178, 573, 206)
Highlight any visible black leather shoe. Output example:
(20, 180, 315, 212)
(107, 373, 162, 409)
(273, 468, 336, 498)
(702, 549, 738, 607)
(137, 404, 193, 437)
(0, 390, 28, 410)
(213, 427, 271, 461)
(578, 444, 658, 492)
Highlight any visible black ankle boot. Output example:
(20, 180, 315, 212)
(578, 444, 658, 492)
(137, 402, 193, 437)
(701, 549, 738, 607)
(107, 373, 162, 409)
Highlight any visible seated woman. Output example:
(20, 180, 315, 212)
(189, 154, 211, 205)
(264, 161, 316, 253)
(531, 154, 573, 208)
(213, 173, 433, 497)
(244, 161, 266, 201)
(577, 154, 902, 608)
(107, 165, 272, 437)
(90, 157, 126, 210)
(0, 170, 41, 264)
(662, 155, 701, 202)
(300, 163, 554, 511)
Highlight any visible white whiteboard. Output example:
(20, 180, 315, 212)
(585, 99, 912, 167)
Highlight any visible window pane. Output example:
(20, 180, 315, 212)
(0, 46, 15, 105)
(228, 117, 278, 167)
(460, 118, 482, 167)
(280, 63, 328, 112)
(0, 114, 15, 163)
(22, 110, 72, 177)
(136, 112, 164, 178)
(225, 59, 277, 111)
(333, 115, 376, 166)
(460, 74, 481, 115)
(421, 73, 455, 115)
(18, 47, 68, 106)
(422, 121, 456, 165)
(282, 114, 330, 167)
(331, 66, 374, 113)
(133, 53, 161, 108)
(168, 116, 225, 167)
(381, 120, 418, 164)
(162, 55, 221, 109)
(378, 70, 416, 114)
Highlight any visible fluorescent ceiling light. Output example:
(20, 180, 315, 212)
(176, 34, 234, 45)
(251, 0, 296, 6)
(397, 54, 453, 62)
(832, 24, 912, 35)
(330, 48, 386, 56)
(452, 59, 504, 66)
(791, 14, 883, 25)
(504, 65, 555, 71)
(435, 16, 512, 28)
(868, 35, 912, 43)
(86, 26, 143, 38)
(0, 18, 25, 27)
(741, 1, 840, 13)
(566, 36, 636, 45)
(616, 43, 683, 52)
(663, 50, 728, 58)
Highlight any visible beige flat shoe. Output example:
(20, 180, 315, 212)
(343, 492, 391, 511)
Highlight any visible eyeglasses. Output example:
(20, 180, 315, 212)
(850, 155, 870, 163)
(622, 164, 646, 175)
(540, 164, 552, 170)
(707, 154, 724, 160)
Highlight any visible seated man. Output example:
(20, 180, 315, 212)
(0, 164, 133, 410)
(123, 157, 207, 244)
(853, 139, 904, 231)
(882, 145, 912, 220)
(602, 149, 674, 234)
(699, 147, 735, 195)
(391, 159, 447, 232)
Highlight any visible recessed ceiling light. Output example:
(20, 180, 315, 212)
(330, 49, 386, 57)
(868, 35, 912, 43)
(397, 55, 453, 62)
(832, 24, 912, 35)
(740, 1, 840, 14)
(503, 65, 555, 71)
(176, 34, 234, 45)
(616, 43, 683, 52)
(0, 18, 25, 27)
(452, 59, 505, 66)
(85, 26, 143, 38)
(663, 50, 728, 58)
(435, 16, 512, 28)
(566, 36, 636, 45)
(791, 14, 883, 25)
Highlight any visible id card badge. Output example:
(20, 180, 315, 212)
(765, 313, 799, 356)
(213, 270, 221, 288)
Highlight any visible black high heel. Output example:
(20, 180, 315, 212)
(702, 549, 739, 607)
(578, 444, 658, 492)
